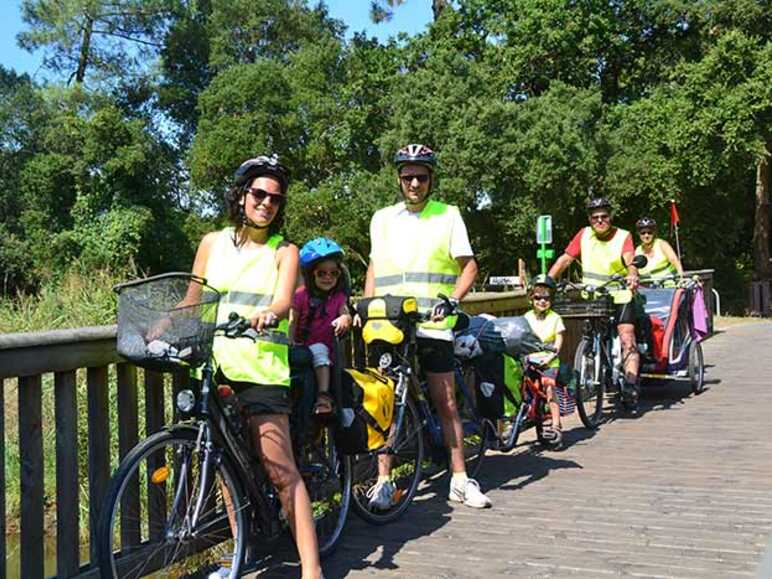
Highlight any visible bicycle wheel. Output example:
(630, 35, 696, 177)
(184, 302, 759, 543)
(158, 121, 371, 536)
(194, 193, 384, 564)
(350, 396, 424, 525)
(574, 337, 605, 428)
(98, 427, 247, 579)
(689, 341, 705, 394)
(298, 422, 352, 557)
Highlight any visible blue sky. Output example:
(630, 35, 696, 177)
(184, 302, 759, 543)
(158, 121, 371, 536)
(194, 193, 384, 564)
(0, 0, 433, 81)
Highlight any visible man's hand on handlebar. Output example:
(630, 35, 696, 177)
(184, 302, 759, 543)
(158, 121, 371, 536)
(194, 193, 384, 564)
(430, 295, 459, 322)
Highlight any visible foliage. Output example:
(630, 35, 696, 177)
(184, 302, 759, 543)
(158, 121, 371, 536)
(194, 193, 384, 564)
(4, 0, 772, 315)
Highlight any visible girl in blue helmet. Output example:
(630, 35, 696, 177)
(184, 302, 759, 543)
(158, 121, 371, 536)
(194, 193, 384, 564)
(291, 237, 352, 415)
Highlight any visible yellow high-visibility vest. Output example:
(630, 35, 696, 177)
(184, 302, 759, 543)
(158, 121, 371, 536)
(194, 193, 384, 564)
(371, 200, 461, 330)
(580, 226, 632, 304)
(205, 228, 290, 386)
(636, 239, 677, 279)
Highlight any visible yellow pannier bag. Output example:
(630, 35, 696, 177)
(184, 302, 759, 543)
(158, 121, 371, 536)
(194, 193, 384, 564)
(335, 368, 395, 454)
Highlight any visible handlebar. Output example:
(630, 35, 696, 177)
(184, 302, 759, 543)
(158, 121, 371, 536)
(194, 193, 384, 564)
(217, 311, 284, 342)
(638, 274, 701, 289)
(556, 275, 627, 297)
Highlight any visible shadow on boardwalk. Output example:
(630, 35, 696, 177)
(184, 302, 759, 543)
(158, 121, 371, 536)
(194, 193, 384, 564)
(254, 432, 587, 578)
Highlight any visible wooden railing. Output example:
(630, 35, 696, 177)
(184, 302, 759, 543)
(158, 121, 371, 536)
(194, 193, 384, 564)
(0, 326, 189, 578)
(0, 276, 714, 578)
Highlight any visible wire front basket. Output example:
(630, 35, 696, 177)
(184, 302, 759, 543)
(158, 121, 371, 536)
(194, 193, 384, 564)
(553, 291, 615, 319)
(115, 273, 220, 372)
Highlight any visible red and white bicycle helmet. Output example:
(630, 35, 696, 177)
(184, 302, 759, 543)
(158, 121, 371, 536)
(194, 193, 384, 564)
(394, 144, 437, 171)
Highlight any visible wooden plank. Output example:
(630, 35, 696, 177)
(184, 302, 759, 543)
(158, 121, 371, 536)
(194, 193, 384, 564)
(55, 370, 80, 577)
(87, 366, 110, 565)
(18, 374, 44, 579)
(144, 371, 166, 540)
(0, 326, 118, 379)
(116, 364, 140, 549)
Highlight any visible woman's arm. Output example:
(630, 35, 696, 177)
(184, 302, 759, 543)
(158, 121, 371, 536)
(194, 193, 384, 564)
(252, 243, 299, 331)
(660, 240, 684, 276)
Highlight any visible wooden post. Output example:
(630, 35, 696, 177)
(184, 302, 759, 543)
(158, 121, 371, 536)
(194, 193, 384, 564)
(55, 370, 80, 577)
(117, 363, 140, 549)
(87, 366, 110, 564)
(19, 375, 44, 579)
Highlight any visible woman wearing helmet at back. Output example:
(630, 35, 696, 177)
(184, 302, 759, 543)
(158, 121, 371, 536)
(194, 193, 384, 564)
(292, 237, 352, 416)
(634, 217, 684, 284)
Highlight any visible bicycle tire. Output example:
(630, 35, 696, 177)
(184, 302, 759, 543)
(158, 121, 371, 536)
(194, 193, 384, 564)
(350, 395, 424, 525)
(574, 337, 605, 428)
(299, 422, 352, 558)
(98, 427, 247, 579)
(689, 341, 705, 394)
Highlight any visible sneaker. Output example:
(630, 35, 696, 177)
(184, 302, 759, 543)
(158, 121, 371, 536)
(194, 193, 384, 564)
(366, 480, 395, 511)
(448, 478, 492, 509)
(207, 557, 233, 578)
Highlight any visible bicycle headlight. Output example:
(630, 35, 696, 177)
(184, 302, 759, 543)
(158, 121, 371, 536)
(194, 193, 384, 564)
(176, 389, 196, 413)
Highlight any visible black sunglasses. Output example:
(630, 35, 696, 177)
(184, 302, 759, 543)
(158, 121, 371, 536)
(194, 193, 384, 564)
(400, 174, 430, 184)
(247, 188, 285, 206)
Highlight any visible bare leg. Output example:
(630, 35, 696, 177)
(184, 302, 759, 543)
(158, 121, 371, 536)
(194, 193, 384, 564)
(546, 384, 561, 430)
(426, 370, 466, 474)
(618, 323, 640, 383)
(249, 414, 322, 579)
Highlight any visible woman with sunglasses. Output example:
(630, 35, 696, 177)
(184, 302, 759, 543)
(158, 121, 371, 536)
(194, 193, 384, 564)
(634, 217, 683, 283)
(292, 237, 352, 416)
(190, 155, 323, 579)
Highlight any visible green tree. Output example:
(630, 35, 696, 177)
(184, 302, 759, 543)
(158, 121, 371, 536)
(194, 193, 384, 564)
(18, 0, 178, 84)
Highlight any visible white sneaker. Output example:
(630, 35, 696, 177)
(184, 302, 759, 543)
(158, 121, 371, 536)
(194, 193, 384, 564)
(448, 478, 492, 509)
(366, 480, 395, 511)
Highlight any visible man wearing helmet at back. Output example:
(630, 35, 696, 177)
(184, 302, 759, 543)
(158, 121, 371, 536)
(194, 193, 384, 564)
(363, 144, 492, 509)
(548, 198, 642, 407)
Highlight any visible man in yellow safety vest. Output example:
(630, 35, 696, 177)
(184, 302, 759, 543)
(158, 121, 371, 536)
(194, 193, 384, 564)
(548, 197, 642, 406)
(363, 144, 492, 510)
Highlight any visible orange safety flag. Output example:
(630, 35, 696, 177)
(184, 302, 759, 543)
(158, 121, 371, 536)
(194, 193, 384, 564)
(670, 199, 680, 227)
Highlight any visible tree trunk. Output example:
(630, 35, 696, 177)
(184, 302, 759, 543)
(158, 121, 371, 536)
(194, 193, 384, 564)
(753, 145, 771, 279)
(75, 15, 94, 84)
(432, 0, 449, 20)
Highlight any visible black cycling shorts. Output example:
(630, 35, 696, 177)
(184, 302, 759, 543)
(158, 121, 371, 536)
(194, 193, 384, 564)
(214, 369, 291, 415)
(417, 338, 455, 373)
(614, 301, 637, 325)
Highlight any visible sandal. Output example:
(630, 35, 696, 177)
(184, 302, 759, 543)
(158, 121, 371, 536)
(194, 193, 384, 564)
(314, 391, 334, 416)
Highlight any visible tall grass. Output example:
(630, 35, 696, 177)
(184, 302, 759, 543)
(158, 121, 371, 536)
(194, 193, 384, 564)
(1, 265, 178, 571)
(0, 264, 129, 333)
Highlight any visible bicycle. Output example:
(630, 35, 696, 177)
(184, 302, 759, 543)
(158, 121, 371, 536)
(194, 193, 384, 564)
(99, 272, 351, 578)
(555, 271, 645, 421)
(347, 294, 488, 525)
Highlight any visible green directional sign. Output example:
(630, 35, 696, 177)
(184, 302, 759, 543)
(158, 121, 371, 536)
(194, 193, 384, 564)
(536, 215, 554, 274)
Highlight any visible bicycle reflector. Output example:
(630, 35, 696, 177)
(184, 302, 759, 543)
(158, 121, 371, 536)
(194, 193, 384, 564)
(151, 466, 170, 485)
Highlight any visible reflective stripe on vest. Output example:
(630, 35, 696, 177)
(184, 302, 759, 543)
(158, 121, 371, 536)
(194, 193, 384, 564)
(204, 229, 290, 386)
(580, 226, 632, 305)
(636, 239, 676, 278)
(372, 200, 461, 330)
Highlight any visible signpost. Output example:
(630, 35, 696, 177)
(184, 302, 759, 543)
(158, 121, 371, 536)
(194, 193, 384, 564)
(536, 214, 554, 275)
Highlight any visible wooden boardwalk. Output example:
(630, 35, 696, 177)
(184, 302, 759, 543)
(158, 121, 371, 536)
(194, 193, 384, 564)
(255, 320, 772, 579)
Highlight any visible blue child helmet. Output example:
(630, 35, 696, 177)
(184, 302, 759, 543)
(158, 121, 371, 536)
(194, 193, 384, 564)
(299, 237, 344, 269)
